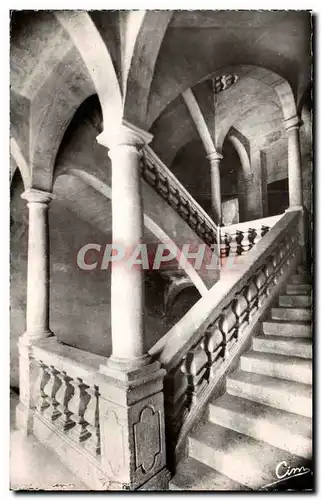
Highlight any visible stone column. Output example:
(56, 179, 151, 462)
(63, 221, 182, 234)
(97, 121, 169, 490)
(16, 188, 54, 434)
(284, 115, 304, 208)
(21, 189, 54, 340)
(207, 151, 223, 224)
(97, 122, 153, 370)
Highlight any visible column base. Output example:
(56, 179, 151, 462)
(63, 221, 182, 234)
(20, 329, 54, 345)
(106, 353, 151, 372)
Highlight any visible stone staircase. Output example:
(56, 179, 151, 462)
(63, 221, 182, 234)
(170, 265, 313, 491)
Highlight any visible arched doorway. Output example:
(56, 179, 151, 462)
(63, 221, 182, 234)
(171, 138, 213, 216)
(220, 138, 245, 224)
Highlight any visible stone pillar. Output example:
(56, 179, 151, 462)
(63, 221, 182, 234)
(21, 189, 54, 340)
(284, 116, 304, 208)
(16, 188, 54, 434)
(97, 121, 169, 490)
(207, 151, 223, 224)
(97, 122, 153, 370)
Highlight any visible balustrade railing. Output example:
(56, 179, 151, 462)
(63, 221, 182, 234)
(31, 341, 105, 464)
(150, 209, 303, 458)
(220, 214, 282, 258)
(141, 146, 219, 247)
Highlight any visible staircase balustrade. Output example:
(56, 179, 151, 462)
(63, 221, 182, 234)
(149, 209, 303, 463)
(33, 347, 101, 460)
(26, 340, 111, 489)
(220, 215, 282, 258)
(141, 146, 219, 247)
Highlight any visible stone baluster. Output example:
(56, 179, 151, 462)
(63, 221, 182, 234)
(205, 320, 226, 378)
(243, 280, 259, 322)
(181, 342, 208, 408)
(255, 267, 267, 307)
(219, 304, 238, 352)
(229, 233, 238, 256)
(35, 361, 50, 412)
(220, 232, 231, 259)
(42, 365, 61, 421)
(82, 386, 100, 456)
(54, 372, 74, 431)
(164, 361, 189, 454)
(235, 230, 245, 256)
(247, 228, 257, 250)
(263, 259, 275, 296)
(232, 294, 248, 338)
(261, 225, 270, 238)
(68, 378, 88, 443)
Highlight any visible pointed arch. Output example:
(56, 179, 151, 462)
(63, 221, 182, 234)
(55, 10, 122, 126)
(122, 11, 173, 129)
(226, 128, 252, 178)
(10, 137, 31, 189)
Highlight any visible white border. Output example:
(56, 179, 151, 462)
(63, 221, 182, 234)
(1, 5, 319, 499)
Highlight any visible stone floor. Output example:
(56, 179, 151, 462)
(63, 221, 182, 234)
(10, 390, 88, 491)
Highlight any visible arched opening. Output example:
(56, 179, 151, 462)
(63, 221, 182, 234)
(171, 138, 212, 216)
(267, 178, 289, 216)
(221, 136, 246, 224)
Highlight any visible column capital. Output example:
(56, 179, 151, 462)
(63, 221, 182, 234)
(21, 188, 55, 204)
(207, 150, 223, 163)
(284, 115, 303, 132)
(97, 119, 153, 151)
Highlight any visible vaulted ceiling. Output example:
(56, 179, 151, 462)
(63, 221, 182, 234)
(10, 10, 311, 193)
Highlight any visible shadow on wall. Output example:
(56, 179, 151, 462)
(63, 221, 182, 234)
(165, 286, 202, 331)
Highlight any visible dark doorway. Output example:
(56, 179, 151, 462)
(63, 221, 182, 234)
(267, 178, 289, 216)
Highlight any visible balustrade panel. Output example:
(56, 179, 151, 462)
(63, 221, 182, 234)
(32, 351, 102, 462)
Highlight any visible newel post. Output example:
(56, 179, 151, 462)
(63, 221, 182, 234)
(96, 121, 170, 490)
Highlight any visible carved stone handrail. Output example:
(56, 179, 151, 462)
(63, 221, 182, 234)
(150, 209, 303, 457)
(220, 214, 283, 257)
(141, 146, 220, 247)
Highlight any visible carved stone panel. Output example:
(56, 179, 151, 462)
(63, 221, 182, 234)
(134, 406, 161, 474)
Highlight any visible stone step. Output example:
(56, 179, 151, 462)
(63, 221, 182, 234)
(227, 370, 312, 417)
(286, 284, 311, 295)
(208, 393, 312, 458)
(290, 274, 311, 285)
(169, 457, 249, 491)
(279, 294, 311, 308)
(240, 351, 312, 385)
(271, 307, 311, 322)
(189, 422, 311, 490)
(253, 335, 312, 359)
(262, 320, 311, 338)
